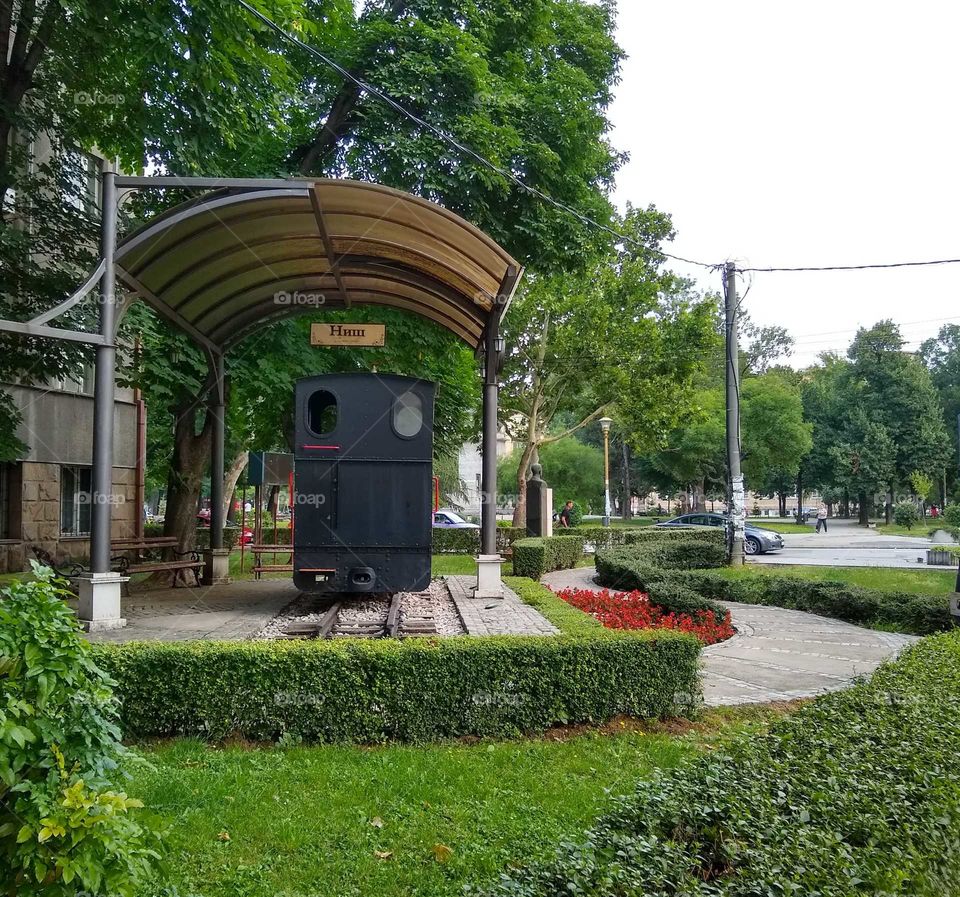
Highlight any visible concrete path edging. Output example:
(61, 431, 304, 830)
(541, 566, 918, 706)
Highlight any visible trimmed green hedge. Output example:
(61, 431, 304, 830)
(432, 526, 528, 555)
(90, 579, 700, 743)
(513, 535, 585, 579)
(650, 568, 953, 635)
(481, 630, 960, 896)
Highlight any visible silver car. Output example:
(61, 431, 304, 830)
(656, 512, 784, 555)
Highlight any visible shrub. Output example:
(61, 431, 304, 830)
(0, 566, 161, 896)
(194, 525, 244, 550)
(431, 526, 529, 555)
(512, 535, 585, 579)
(894, 500, 921, 529)
(570, 526, 630, 551)
(625, 567, 953, 635)
(943, 503, 960, 529)
(479, 630, 960, 897)
(90, 579, 701, 743)
(432, 527, 481, 554)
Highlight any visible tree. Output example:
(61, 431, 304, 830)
(498, 437, 605, 515)
(920, 323, 960, 500)
(740, 373, 812, 495)
(848, 321, 950, 519)
(499, 208, 718, 523)
(0, 0, 311, 452)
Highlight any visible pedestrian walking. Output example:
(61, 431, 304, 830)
(816, 502, 828, 533)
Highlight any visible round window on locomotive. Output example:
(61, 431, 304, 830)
(307, 389, 338, 436)
(392, 390, 423, 439)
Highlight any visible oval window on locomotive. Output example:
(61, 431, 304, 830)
(307, 389, 338, 436)
(392, 390, 423, 439)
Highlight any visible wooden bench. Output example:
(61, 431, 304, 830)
(31, 538, 203, 588)
(111, 536, 202, 587)
(249, 543, 292, 579)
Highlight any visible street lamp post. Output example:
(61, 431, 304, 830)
(599, 417, 613, 528)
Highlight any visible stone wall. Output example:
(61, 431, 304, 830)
(0, 461, 139, 573)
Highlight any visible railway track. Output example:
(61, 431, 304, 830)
(275, 593, 439, 640)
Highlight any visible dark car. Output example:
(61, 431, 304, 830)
(656, 512, 784, 555)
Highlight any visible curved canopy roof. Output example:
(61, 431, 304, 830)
(115, 179, 522, 352)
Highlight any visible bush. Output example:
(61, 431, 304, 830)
(943, 503, 960, 529)
(894, 500, 921, 529)
(479, 630, 960, 897)
(512, 535, 585, 579)
(0, 566, 161, 896)
(90, 579, 701, 743)
(624, 567, 954, 635)
(570, 526, 630, 551)
(431, 526, 528, 555)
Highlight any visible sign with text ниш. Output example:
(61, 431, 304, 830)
(310, 323, 386, 347)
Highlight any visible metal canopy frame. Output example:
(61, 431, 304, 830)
(0, 174, 522, 616)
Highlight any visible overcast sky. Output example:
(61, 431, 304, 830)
(608, 1, 960, 367)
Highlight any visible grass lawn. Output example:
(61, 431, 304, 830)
(727, 563, 957, 595)
(875, 522, 951, 538)
(131, 708, 785, 897)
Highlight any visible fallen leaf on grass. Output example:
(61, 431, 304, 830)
(432, 844, 454, 863)
(374, 850, 393, 860)
(216, 831, 230, 842)
(370, 816, 385, 828)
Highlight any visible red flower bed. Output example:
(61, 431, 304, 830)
(555, 588, 734, 645)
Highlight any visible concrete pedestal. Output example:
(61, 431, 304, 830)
(473, 554, 504, 599)
(76, 572, 128, 631)
(202, 548, 231, 585)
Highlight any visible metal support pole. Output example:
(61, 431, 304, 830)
(480, 324, 499, 556)
(90, 172, 118, 574)
(210, 353, 226, 551)
(725, 261, 745, 566)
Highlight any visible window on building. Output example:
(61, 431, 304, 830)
(63, 151, 102, 212)
(60, 466, 92, 536)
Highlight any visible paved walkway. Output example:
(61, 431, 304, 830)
(83, 576, 559, 642)
(82, 579, 297, 643)
(542, 566, 917, 706)
(447, 576, 558, 636)
(754, 518, 957, 570)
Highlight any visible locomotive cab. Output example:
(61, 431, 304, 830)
(293, 373, 436, 594)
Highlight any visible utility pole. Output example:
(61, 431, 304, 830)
(724, 261, 745, 566)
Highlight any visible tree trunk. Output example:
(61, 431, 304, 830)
(842, 488, 850, 518)
(512, 440, 537, 526)
(621, 442, 631, 520)
(885, 485, 893, 525)
(222, 450, 247, 525)
(794, 471, 804, 523)
(162, 404, 212, 554)
(858, 490, 869, 526)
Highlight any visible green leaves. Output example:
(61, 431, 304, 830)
(0, 573, 162, 896)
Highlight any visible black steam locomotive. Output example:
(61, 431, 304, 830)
(292, 373, 436, 594)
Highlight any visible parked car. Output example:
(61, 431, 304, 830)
(656, 512, 784, 555)
(433, 509, 480, 529)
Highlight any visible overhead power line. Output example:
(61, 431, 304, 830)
(741, 257, 960, 273)
(234, 0, 720, 271)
